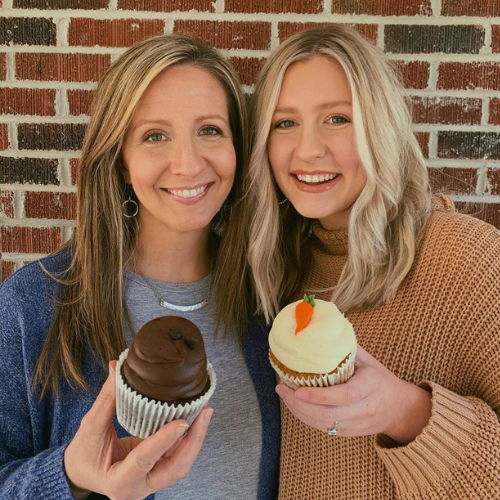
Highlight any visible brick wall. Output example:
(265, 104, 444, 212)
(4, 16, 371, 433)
(1, 0, 500, 280)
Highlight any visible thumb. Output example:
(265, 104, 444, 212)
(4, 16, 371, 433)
(85, 361, 117, 428)
(354, 344, 371, 366)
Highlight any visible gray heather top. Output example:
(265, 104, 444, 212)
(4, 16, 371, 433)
(123, 270, 262, 499)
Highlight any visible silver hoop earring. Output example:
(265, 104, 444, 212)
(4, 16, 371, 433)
(278, 197, 288, 206)
(122, 197, 139, 218)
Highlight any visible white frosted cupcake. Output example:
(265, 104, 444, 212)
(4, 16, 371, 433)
(269, 295, 357, 389)
(116, 316, 216, 439)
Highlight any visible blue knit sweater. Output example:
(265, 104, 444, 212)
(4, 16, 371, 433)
(0, 251, 280, 500)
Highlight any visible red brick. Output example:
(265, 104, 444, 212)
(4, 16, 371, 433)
(0, 53, 6, 80)
(16, 53, 110, 82)
(0, 157, 59, 185)
(278, 22, 377, 43)
(68, 89, 94, 116)
(175, 20, 271, 50)
(118, 0, 212, 11)
(428, 167, 478, 195)
(226, 0, 323, 14)
(437, 62, 500, 91)
(69, 18, 164, 47)
(442, 0, 500, 16)
(14, 0, 108, 7)
(385, 25, 485, 55)
(489, 98, 500, 125)
(454, 201, 500, 229)
(0, 261, 16, 283)
(18, 123, 86, 151)
(438, 131, 500, 160)
(0, 124, 8, 150)
(0, 226, 61, 253)
(24, 191, 76, 220)
(70, 158, 79, 185)
(407, 96, 482, 125)
(415, 132, 429, 158)
(332, 0, 431, 15)
(492, 26, 500, 53)
(0, 88, 56, 116)
(486, 168, 500, 195)
(230, 57, 266, 86)
(392, 61, 429, 89)
(0, 190, 14, 218)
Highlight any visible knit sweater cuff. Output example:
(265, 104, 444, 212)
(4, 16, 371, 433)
(374, 381, 478, 495)
(36, 445, 76, 497)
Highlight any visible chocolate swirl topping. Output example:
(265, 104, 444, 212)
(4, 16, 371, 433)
(123, 316, 209, 403)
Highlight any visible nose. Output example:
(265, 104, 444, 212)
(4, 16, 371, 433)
(169, 135, 205, 179)
(294, 125, 326, 163)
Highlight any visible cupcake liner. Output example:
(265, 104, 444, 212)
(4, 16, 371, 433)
(269, 345, 357, 390)
(116, 348, 217, 438)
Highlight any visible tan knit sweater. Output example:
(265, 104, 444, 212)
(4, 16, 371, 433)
(278, 195, 500, 500)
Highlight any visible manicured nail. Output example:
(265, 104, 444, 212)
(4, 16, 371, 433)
(203, 408, 214, 425)
(175, 423, 190, 437)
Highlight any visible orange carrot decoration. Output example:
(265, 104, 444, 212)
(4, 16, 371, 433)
(295, 294, 315, 335)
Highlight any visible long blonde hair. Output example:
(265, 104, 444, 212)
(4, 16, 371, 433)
(248, 25, 431, 323)
(33, 34, 250, 398)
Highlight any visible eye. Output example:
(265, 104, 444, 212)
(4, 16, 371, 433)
(327, 115, 350, 125)
(275, 119, 296, 129)
(143, 131, 166, 142)
(199, 126, 222, 136)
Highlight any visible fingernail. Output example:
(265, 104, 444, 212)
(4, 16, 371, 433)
(175, 423, 190, 437)
(203, 408, 214, 425)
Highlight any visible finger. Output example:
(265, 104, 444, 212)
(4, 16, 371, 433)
(117, 419, 191, 483)
(84, 361, 117, 429)
(147, 407, 213, 490)
(294, 377, 368, 407)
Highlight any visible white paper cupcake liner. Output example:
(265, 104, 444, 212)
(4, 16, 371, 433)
(269, 345, 357, 390)
(116, 348, 217, 438)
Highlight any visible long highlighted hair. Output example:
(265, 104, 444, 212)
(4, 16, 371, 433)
(248, 25, 431, 322)
(33, 34, 250, 398)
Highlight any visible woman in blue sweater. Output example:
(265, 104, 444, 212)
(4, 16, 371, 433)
(0, 34, 279, 500)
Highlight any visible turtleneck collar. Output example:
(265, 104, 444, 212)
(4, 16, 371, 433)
(311, 220, 349, 256)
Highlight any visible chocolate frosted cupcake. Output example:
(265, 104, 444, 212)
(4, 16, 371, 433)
(116, 316, 216, 438)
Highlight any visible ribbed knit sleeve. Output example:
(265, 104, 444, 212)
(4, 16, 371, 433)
(375, 383, 500, 498)
(0, 446, 75, 499)
(0, 265, 76, 500)
(374, 212, 500, 499)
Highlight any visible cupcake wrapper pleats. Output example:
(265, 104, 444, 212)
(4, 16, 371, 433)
(269, 345, 356, 390)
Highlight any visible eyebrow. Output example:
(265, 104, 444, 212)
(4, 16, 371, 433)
(273, 100, 352, 114)
(133, 114, 229, 128)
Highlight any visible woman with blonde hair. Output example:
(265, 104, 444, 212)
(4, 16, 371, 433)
(248, 25, 500, 499)
(0, 34, 279, 499)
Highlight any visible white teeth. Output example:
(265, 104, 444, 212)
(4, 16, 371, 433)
(296, 173, 338, 184)
(168, 184, 208, 198)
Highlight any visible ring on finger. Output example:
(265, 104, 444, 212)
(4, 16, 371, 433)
(326, 421, 339, 436)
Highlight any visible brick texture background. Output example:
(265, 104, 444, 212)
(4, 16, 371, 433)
(1, 0, 500, 280)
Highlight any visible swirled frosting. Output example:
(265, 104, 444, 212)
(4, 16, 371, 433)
(269, 299, 356, 374)
(123, 316, 209, 403)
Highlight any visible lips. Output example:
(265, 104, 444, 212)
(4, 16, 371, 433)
(166, 183, 209, 199)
